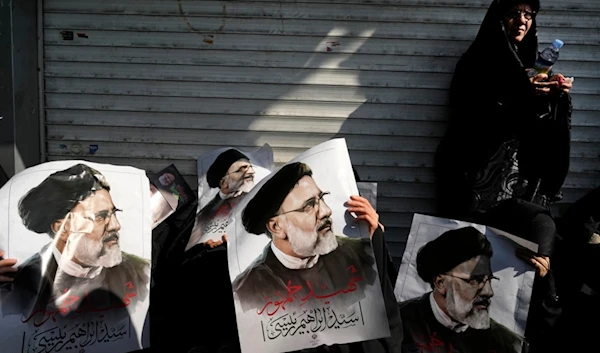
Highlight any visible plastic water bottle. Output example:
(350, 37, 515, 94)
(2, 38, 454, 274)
(528, 39, 564, 77)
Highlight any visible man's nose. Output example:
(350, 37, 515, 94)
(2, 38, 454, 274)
(480, 279, 494, 297)
(317, 200, 332, 219)
(107, 213, 121, 232)
(517, 13, 528, 24)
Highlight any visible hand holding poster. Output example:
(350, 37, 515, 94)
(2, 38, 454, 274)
(186, 144, 274, 251)
(0, 161, 151, 353)
(394, 214, 536, 353)
(227, 138, 390, 353)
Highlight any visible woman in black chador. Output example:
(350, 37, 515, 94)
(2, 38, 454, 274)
(435, 0, 573, 221)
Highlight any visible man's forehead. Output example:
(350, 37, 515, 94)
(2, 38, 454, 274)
(281, 176, 320, 207)
(454, 255, 492, 276)
(73, 189, 115, 213)
(226, 159, 251, 172)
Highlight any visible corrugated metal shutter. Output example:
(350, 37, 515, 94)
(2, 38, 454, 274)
(42, 0, 600, 264)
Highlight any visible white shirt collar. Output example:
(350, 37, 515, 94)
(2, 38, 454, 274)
(429, 292, 469, 333)
(219, 189, 245, 200)
(270, 242, 320, 269)
(218, 190, 231, 200)
(52, 244, 103, 279)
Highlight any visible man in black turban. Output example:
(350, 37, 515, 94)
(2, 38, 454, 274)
(186, 149, 256, 251)
(0, 163, 149, 321)
(231, 162, 378, 314)
(399, 227, 526, 353)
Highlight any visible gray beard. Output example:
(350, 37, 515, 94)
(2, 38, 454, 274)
(223, 175, 254, 196)
(285, 219, 338, 258)
(65, 232, 123, 268)
(446, 284, 491, 330)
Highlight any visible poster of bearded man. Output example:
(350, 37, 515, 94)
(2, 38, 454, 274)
(227, 138, 390, 353)
(185, 144, 274, 251)
(394, 214, 537, 353)
(0, 161, 152, 353)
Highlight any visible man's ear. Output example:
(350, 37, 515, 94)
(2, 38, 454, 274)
(267, 218, 286, 240)
(433, 274, 447, 296)
(52, 219, 69, 243)
(219, 177, 228, 190)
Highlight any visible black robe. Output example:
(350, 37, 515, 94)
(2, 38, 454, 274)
(435, 0, 572, 220)
(551, 186, 600, 353)
(399, 293, 525, 353)
(0, 244, 150, 325)
(232, 237, 377, 314)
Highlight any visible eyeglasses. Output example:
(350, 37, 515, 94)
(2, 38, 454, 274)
(88, 208, 122, 225)
(445, 273, 499, 289)
(224, 164, 254, 176)
(506, 9, 536, 21)
(277, 191, 330, 216)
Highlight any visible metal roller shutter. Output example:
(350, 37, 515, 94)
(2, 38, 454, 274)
(41, 0, 600, 264)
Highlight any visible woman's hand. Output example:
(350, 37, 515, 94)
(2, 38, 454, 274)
(346, 195, 382, 238)
(204, 235, 228, 249)
(0, 250, 18, 283)
(516, 248, 550, 277)
(529, 73, 559, 95)
(548, 73, 573, 93)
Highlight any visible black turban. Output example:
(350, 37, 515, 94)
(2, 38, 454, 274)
(242, 162, 312, 235)
(416, 227, 493, 283)
(18, 163, 110, 236)
(206, 149, 249, 188)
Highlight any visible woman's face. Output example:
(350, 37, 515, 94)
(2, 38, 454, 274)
(503, 3, 534, 43)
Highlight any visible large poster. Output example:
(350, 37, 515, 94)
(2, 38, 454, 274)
(0, 161, 152, 353)
(227, 138, 390, 353)
(394, 214, 536, 352)
(186, 144, 274, 251)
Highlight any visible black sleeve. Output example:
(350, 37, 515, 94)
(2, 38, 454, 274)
(368, 227, 404, 353)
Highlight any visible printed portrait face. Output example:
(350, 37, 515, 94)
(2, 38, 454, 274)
(56, 189, 123, 268)
(275, 176, 338, 258)
(220, 159, 255, 195)
(503, 3, 534, 43)
(442, 255, 495, 329)
(159, 172, 175, 187)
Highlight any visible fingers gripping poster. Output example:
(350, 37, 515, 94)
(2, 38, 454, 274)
(394, 214, 537, 353)
(186, 144, 274, 251)
(0, 161, 152, 353)
(227, 138, 390, 353)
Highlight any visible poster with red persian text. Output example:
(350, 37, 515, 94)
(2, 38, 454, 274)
(0, 160, 151, 353)
(227, 138, 390, 353)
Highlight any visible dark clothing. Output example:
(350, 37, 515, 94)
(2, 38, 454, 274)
(551, 186, 600, 352)
(473, 198, 557, 256)
(189, 192, 245, 247)
(1, 244, 150, 321)
(400, 293, 525, 353)
(0, 163, 8, 189)
(232, 237, 377, 314)
(556, 185, 600, 245)
(435, 0, 572, 221)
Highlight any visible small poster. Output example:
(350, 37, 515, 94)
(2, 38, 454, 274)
(186, 145, 274, 251)
(149, 164, 196, 229)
